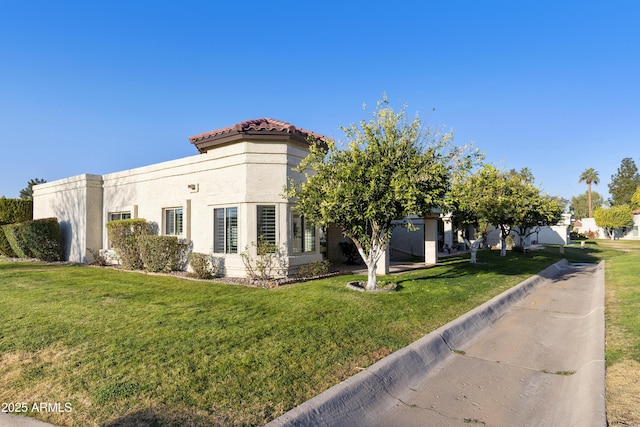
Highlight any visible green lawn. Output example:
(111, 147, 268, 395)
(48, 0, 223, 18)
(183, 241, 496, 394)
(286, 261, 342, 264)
(598, 239, 640, 426)
(0, 243, 630, 426)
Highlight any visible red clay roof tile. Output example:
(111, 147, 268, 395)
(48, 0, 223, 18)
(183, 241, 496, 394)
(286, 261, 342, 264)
(189, 118, 326, 144)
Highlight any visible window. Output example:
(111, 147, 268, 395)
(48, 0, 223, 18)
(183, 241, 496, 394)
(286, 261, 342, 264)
(214, 207, 238, 253)
(292, 212, 316, 253)
(108, 212, 131, 221)
(257, 205, 276, 245)
(165, 208, 183, 236)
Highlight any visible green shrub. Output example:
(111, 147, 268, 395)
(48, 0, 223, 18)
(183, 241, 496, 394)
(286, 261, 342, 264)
(24, 218, 61, 262)
(106, 219, 152, 270)
(87, 248, 108, 266)
(138, 235, 184, 273)
(2, 218, 60, 261)
(0, 198, 33, 258)
(3, 223, 31, 258)
(569, 231, 587, 240)
(296, 260, 331, 278)
(512, 244, 525, 253)
(188, 252, 217, 279)
(0, 224, 17, 257)
(240, 239, 286, 280)
(174, 241, 191, 272)
(0, 197, 32, 224)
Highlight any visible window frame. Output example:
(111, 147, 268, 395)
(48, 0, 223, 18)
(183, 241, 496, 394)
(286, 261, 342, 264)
(292, 211, 316, 254)
(214, 207, 238, 254)
(164, 207, 184, 236)
(108, 211, 132, 222)
(257, 205, 277, 245)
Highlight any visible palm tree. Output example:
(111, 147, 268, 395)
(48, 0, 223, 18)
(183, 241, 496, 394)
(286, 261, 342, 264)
(579, 168, 599, 217)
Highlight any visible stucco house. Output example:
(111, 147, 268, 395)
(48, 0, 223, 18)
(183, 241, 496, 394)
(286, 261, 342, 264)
(33, 118, 440, 277)
(33, 119, 329, 277)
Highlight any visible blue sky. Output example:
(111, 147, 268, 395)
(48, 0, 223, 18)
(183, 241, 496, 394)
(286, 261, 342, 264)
(1, 1, 638, 204)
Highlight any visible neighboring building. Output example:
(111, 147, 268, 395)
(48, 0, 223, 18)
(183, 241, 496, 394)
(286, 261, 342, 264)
(389, 212, 573, 257)
(483, 214, 572, 247)
(574, 211, 640, 240)
(574, 217, 601, 238)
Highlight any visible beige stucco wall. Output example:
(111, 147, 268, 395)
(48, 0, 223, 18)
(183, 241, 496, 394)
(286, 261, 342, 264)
(33, 174, 103, 263)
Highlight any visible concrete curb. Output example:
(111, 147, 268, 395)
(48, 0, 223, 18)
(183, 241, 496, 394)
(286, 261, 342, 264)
(567, 260, 606, 427)
(266, 259, 571, 427)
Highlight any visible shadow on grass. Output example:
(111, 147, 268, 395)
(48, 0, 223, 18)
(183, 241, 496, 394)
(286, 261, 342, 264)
(104, 406, 228, 427)
(390, 245, 605, 288)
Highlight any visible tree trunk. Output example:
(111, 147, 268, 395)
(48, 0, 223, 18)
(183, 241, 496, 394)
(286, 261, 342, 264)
(499, 225, 510, 257)
(464, 237, 484, 264)
(364, 240, 386, 291)
(366, 263, 378, 291)
(352, 233, 386, 291)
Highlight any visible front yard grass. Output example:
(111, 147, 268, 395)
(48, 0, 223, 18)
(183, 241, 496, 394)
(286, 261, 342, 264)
(0, 243, 626, 426)
(599, 239, 640, 426)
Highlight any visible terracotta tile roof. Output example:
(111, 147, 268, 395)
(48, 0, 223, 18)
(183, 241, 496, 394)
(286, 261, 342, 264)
(189, 118, 328, 153)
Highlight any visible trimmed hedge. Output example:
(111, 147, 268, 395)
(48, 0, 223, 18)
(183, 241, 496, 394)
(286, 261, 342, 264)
(2, 218, 61, 261)
(106, 219, 153, 270)
(138, 235, 188, 273)
(2, 223, 30, 258)
(105, 219, 189, 272)
(0, 197, 32, 224)
(0, 223, 17, 257)
(0, 197, 32, 257)
(296, 260, 331, 278)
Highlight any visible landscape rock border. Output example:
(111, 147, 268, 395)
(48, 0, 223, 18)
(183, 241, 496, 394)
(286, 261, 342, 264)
(346, 281, 398, 292)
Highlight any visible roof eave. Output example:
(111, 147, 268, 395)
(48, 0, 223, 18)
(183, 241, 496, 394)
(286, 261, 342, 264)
(190, 130, 321, 153)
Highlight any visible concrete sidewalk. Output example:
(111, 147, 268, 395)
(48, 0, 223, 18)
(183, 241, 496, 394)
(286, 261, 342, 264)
(0, 413, 55, 427)
(268, 260, 606, 427)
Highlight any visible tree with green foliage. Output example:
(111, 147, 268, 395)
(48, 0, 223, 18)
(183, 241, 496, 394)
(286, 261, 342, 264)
(631, 187, 640, 210)
(513, 193, 564, 246)
(570, 191, 604, 220)
(594, 205, 634, 240)
(19, 178, 47, 200)
(452, 166, 556, 257)
(608, 158, 640, 206)
(579, 168, 599, 217)
(286, 96, 479, 291)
